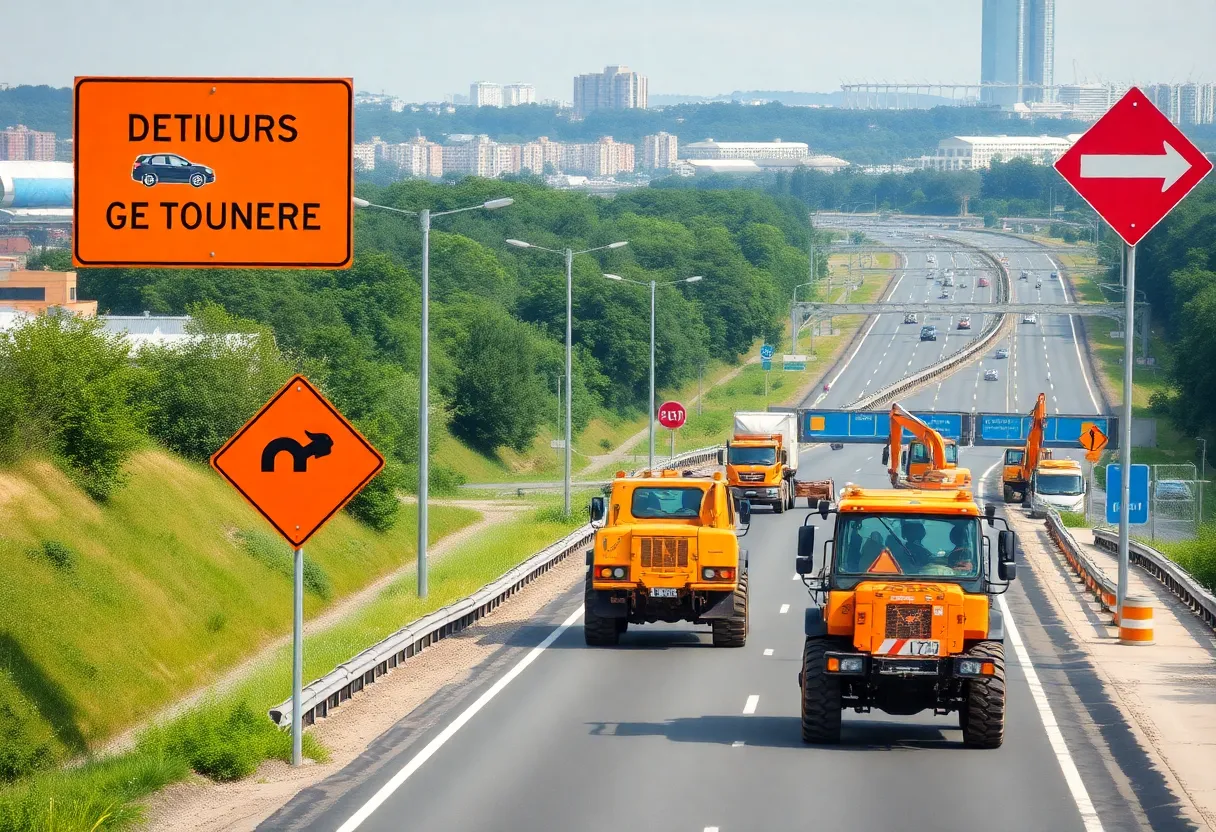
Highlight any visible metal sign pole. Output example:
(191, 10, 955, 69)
(670, 428, 675, 464)
(1117, 243, 1136, 621)
(292, 546, 304, 766)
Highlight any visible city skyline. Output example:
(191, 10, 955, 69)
(5, 0, 1216, 102)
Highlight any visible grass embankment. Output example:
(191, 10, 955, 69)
(609, 251, 899, 462)
(0, 481, 587, 831)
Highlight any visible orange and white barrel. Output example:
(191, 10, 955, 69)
(1118, 595, 1154, 646)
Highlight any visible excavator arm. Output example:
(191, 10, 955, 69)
(886, 403, 949, 485)
(1020, 393, 1049, 482)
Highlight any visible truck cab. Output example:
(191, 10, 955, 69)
(585, 470, 750, 647)
(796, 485, 1017, 747)
(1029, 458, 1086, 512)
(726, 412, 800, 513)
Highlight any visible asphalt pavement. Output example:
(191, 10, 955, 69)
(259, 228, 1187, 832)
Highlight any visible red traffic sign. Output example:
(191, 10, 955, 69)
(211, 375, 385, 547)
(1054, 87, 1213, 247)
(657, 401, 687, 429)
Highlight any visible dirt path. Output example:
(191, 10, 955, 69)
(100, 499, 529, 756)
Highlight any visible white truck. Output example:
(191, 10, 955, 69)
(724, 412, 801, 512)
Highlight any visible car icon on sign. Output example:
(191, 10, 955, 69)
(132, 154, 216, 188)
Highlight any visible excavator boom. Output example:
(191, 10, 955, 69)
(884, 403, 971, 488)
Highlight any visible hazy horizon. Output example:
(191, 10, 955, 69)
(6, 0, 1216, 102)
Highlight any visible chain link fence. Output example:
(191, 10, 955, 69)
(1086, 462, 1200, 542)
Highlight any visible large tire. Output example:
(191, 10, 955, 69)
(773, 485, 786, 514)
(960, 641, 1006, 748)
(800, 638, 843, 744)
(711, 572, 748, 647)
(583, 571, 619, 646)
(1002, 484, 1017, 503)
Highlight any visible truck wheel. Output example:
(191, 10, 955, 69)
(1002, 484, 1016, 503)
(800, 638, 843, 744)
(583, 572, 619, 646)
(615, 618, 628, 634)
(712, 572, 748, 647)
(773, 486, 786, 514)
(960, 641, 1006, 748)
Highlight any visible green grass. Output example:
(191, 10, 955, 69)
(0, 450, 479, 769)
(1059, 511, 1088, 528)
(1151, 525, 1216, 592)
(0, 493, 591, 832)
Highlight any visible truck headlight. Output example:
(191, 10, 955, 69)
(612, 567, 626, 579)
(840, 657, 865, 673)
(702, 567, 734, 580)
(767, 488, 779, 497)
(956, 659, 996, 677)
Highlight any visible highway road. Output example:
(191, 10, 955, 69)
(260, 228, 1186, 832)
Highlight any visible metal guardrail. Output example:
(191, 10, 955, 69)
(268, 445, 722, 728)
(856, 239, 1013, 410)
(1092, 528, 1216, 632)
(1046, 511, 1119, 618)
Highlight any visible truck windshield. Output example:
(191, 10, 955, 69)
(728, 447, 776, 466)
(1035, 474, 1083, 495)
(908, 443, 958, 465)
(631, 487, 704, 519)
(836, 514, 980, 580)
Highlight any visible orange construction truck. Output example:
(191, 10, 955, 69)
(725, 411, 800, 513)
(881, 403, 972, 489)
(795, 484, 1018, 747)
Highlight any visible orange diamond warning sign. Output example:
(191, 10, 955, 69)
(211, 375, 384, 547)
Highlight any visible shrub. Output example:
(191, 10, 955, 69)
(28, 541, 77, 572)
(1156, 524, 1216, 592)
(0, 315, 144, 500)
(204, 612, 227, 634)
(344, 464, 402, 533)
(236, 529, 332, 600)
(0, 675, 59, 783)
(136, 699, 324, 783)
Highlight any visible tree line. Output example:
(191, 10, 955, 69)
(13, 181, 825, 530)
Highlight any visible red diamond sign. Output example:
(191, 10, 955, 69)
(1054, 87, 1213, 247)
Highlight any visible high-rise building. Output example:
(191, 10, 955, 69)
(572, 66, 648, 118)
(641, 132, 679, 170)
(1055, 84, 1126, 120)
(980, 0, 1055, 108)
(0, 125, 57, 161)
(503, 84, 536, 106)
(522, 137, 564, 174)
(470, 82, 503, 108)
(1178, 83, 1216, 125)
(1145, 84, 1181, 123)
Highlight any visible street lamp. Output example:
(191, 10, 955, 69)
(603, 273, 703, 470)
(506, 238, 628, 517)
(353, 195, 513, 598)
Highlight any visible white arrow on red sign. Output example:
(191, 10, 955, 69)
(1054, 87, 1213, 247)
(1080, 141, 1193, 193)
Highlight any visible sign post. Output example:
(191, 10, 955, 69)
(1054, 87, 1213, 621)
(211, 375, 384, 764)
(658, 401, 687, 466)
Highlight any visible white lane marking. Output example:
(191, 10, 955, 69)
(706, 827, 721, 832)
(335, 605, 585, 832)
(976, 459, 1103, 832)
(763, 648, 774, 656)
(731, 741, 744, 748)
(1049, 255, 1102, 415)
(813, 268, 909, 406)
(743, 695, 760, 714)
(779, 604, 790, 614)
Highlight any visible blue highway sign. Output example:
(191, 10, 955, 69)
(760, 344, 775, 360)
(974, 414, 1115, 449)
(1105, 463, 1149, 525)
(802, 410, 966, 444)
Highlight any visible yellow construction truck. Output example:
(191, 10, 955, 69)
(725, 411, 800, 513)
(795, 484, 1018, 747)
(585, 469, 751, 647)
(1002, 393, 1085, 510)
(881, 403, 972, 489)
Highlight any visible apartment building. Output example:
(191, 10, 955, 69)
(379, 136, 444, 178)
(641, 132, 679, 170)
(522, 137, 564, 174)
(0, 270, 97, 316)
(573, 66, 648, 118)
(504, 84, 536, 106)
(1, 125, 57, 161)
(470, 82, 503, 108)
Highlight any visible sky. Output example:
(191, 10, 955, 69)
(7, 0, 1216, 101)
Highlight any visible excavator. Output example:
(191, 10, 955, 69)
(1002, 392, 1086, 507)
(881, 403, 972, 489)
(1002, 393, 1048, 502)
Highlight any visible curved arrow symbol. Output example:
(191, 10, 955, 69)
(1080, 140, 1192, 193)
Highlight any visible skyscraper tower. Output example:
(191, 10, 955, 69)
(981, 0, 1055, 108)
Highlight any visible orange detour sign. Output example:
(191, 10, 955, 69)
(1080, 422, 1109, 454)
(73, 77, 353, 269)
(211, 375, 384, 547)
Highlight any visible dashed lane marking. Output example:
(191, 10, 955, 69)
(743, 695, 759, 715)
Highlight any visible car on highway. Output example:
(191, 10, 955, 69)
(904, 312, 918, 324)
(919, 325, 938, 341)
(131, 153, 215, 187)
(1036, 279, 1043, 289)
(1020, 270, 1030, 280)
(977, 276, 990, 287)
(1022, 313, 1037, 324)
(939, 290, 950, 299)
(984, 368, 999, 380)
(957, 316, 971, 330)
(995, 348, 1009, 359)
(1050, 270, 1059, 279)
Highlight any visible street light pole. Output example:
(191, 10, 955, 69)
(1198, 437, 1207, 524)
(506, 238, 628, 514)
(602, 272, 703, 471)
(355, 195, 513, 598)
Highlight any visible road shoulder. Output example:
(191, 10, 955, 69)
(1010, 509, 1216, 831)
